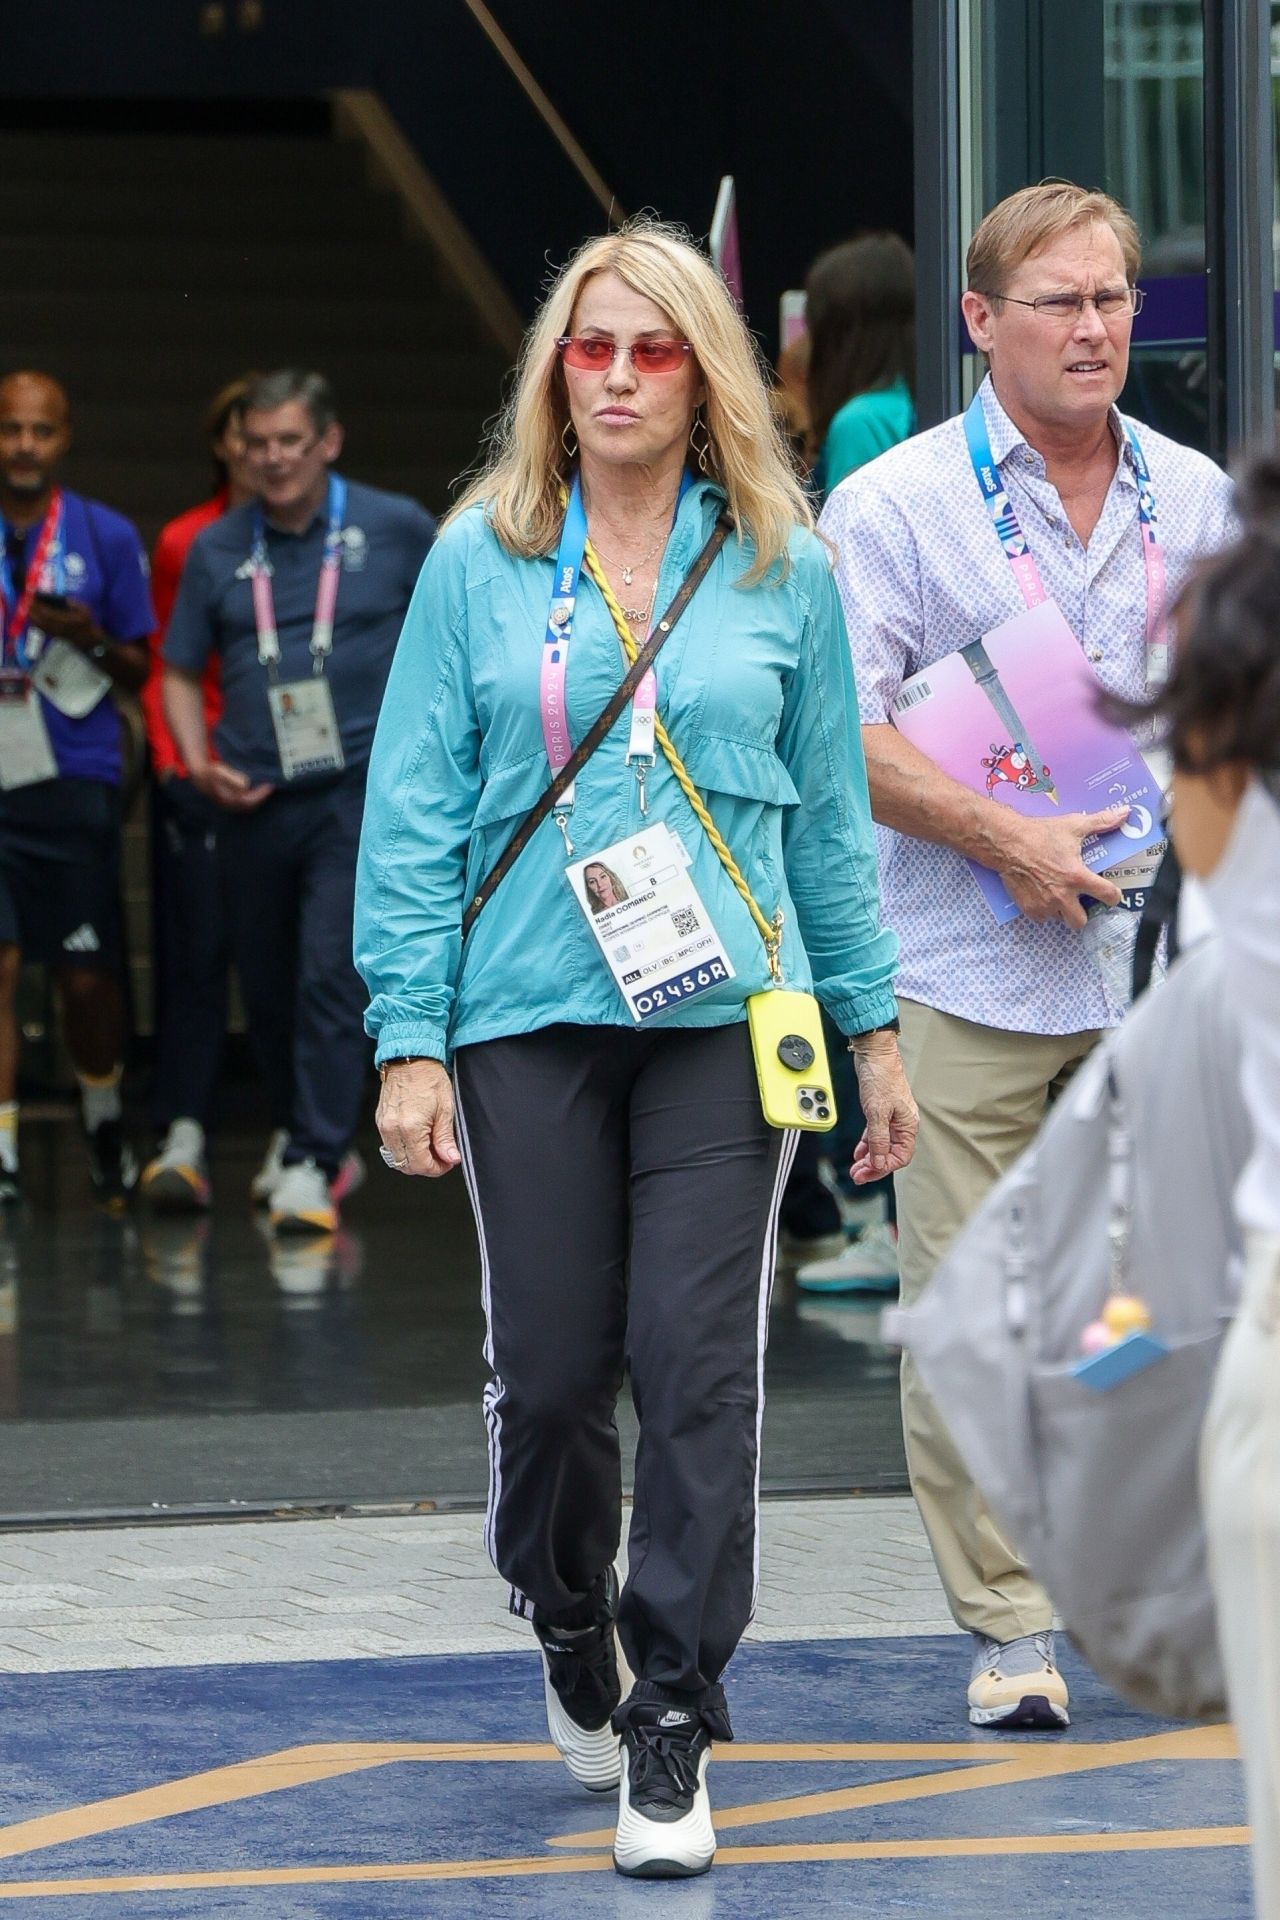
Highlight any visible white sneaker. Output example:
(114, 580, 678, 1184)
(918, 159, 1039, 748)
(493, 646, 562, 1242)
(141, 1118, 211, 1212)
(269, 1159, 338, 1236)
(817, 1156, 887, 1234)
(613, 1707, 715, 1879)
(251, 1128, 290, 1206)
(253, 1134, 364, 1210)
(796, 1222, 899, 1294)
(777, 1225, 848, 1265)
(533, 1567, 624, 1792)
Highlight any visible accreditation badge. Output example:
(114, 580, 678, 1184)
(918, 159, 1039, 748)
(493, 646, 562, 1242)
(28, 634, 111, 718)
(0, 671, 57, 790)
(567, 821, 735, 1023)
(268, 677, 345, 781)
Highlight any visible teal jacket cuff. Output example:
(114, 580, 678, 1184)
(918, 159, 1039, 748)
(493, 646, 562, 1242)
(828, 988, 900, 1038)
(371, 1022, 449, 1071)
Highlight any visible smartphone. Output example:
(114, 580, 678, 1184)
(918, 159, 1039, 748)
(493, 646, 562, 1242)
(31, 592, 70, 612)
(746, 988, 837, 1132)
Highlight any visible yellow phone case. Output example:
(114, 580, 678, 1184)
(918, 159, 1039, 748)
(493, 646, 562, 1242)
(746, 989, 838, 1132)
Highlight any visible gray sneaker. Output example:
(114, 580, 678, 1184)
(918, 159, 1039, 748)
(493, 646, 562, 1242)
(967, 1630, 1070, 1729)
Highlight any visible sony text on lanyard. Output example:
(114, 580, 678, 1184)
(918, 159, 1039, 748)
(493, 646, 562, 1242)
(539, 472, 687, 855)
(250, 474, 348, 676)
(962, 393, 1168, 687)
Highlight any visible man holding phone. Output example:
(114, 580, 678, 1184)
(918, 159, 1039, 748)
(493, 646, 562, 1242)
(0, 370, 153, 1206)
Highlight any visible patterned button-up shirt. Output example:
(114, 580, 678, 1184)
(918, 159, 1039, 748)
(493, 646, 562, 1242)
(819, 376, 1236, 1035)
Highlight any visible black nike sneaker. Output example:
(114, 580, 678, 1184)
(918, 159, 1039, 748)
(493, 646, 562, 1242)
(613, 1700, 715, 1879)
(533, 1566, 623, 1792)
(85, 1117, 139, 1213)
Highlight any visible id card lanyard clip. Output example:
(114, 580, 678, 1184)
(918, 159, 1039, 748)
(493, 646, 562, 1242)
(250, 474, 348, 682)
(539, 473, 688, 848)
(962, 392, 1167, 690)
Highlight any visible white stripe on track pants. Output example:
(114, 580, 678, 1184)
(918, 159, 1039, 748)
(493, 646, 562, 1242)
(453, 1020, 797, 1702)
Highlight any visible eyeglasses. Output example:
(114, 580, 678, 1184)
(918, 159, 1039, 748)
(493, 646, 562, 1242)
(556, 336, 693, 374)
(980, 287, 1145, 322)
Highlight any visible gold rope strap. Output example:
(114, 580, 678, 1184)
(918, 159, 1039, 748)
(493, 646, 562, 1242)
(582, 539, 783, 981)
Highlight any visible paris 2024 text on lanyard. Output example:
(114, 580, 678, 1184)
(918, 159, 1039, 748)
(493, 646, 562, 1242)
(541, 473, 736, 1024)
(251, 474, 348, 781)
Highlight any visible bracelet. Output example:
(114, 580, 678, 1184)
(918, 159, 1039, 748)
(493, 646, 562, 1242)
(847, 1018, 901, 1050)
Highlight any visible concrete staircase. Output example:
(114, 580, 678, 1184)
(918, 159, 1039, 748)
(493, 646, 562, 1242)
(0, 124, 511, 544)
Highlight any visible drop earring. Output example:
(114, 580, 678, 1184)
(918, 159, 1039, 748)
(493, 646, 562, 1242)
(689, 413, 713, 474)
(561, 420, 579, 460)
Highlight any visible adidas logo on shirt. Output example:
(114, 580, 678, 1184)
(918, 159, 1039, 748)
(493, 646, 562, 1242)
(62, 924, 101, 954)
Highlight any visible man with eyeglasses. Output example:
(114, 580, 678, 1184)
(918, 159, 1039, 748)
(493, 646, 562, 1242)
(161, 369, 435, 1234)
(820, 182, 1234, 1731)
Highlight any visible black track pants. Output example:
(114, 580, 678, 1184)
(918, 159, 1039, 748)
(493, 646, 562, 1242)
(453, 1021, 797, 1701)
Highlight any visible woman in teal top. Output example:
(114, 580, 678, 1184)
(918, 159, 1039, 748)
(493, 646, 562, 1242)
(805, 231, 916, 499)
(355, 219, 915, 1881)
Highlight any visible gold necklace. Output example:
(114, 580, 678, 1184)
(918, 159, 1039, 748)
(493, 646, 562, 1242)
(589, 524, 666, 591)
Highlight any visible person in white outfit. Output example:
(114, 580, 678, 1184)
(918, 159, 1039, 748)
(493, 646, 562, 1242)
(1155, 461, 1280, 1920)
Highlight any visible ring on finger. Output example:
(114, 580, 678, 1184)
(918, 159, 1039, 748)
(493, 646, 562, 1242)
(378, 1144, 409, 1173)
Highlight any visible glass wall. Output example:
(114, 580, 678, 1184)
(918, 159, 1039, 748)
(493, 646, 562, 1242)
(1105, 0, 1210, 449)
(934, 0, 1276, 454)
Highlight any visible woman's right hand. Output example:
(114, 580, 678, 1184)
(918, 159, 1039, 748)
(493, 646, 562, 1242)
(376, 1059, 461, 1178)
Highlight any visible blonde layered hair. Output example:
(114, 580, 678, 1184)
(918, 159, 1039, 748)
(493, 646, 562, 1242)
(967, 181, 1141, 295)
(446, 218, 812, 583)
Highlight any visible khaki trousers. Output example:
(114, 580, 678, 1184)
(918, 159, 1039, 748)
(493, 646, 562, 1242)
(896, 998, 1100, 1642)
(1201, 1231, 1280, 1920)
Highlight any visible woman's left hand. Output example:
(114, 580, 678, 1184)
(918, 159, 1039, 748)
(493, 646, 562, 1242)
(848, 1032, 918, 1185)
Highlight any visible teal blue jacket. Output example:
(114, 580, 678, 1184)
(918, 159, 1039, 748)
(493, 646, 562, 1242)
(355, 478, 898, 1066)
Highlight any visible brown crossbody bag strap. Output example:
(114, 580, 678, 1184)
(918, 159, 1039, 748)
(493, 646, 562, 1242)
(462, 509, 732, 940)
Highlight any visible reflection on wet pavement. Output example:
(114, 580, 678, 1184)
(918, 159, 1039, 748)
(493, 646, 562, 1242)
(0, 1112, 905, 1517)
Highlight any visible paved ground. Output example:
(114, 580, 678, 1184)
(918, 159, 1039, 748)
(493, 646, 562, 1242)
(0, 1497, 954, 1673)
(0, 1499, 1252, 1915)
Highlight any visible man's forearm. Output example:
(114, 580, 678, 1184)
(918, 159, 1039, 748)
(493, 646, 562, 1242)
(862, 722, 1024, 870)
(162, 668, 211, 775)
(96, 638, 148, 695)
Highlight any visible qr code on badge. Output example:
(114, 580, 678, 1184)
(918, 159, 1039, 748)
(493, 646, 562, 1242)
(670, 906, 699, 937)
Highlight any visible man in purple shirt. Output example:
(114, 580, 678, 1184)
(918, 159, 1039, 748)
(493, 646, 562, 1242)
(0, 371, 154, 1208)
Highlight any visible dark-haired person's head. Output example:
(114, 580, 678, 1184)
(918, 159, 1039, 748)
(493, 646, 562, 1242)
(242, 369, 343, 525)
(804, 233, 915, 456)
(205, 374, 258, 495)
(1154, 459, 1280, 875)
(1160, 463, 1280, 779)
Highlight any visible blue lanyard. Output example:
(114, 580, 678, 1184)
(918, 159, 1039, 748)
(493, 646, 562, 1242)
(250, 474, 347, 674)
(963, 391, 1168, 678)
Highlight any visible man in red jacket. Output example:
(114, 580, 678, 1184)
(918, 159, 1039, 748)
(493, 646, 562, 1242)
(139, 379, 253, 1209)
